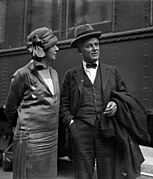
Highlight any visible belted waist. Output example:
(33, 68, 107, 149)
(14, 130, 29, 140)
(14, 128, 58, 141)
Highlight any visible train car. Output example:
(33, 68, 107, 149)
(0, 0, 153, 176)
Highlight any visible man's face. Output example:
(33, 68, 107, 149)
(78, 37, 100, 63)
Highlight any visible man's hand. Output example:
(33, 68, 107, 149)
(103, 101, 117, 116)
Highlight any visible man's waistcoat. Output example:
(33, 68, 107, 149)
(75, 67, 103, 125)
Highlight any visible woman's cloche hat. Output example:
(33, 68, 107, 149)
(70, 24, 102, 48)
(26, 27, 58, 59)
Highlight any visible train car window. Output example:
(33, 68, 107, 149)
(26, 0, 60, 38)
(67, 0, 112, 38)
(0, 0, 6, 43)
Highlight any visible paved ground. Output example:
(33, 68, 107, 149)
(138, 146, 153, 179)
(0, 159, 74, 179)
(0, 169, 12, 179)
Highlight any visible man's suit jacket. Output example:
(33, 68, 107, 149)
(60, 62, 127, 127)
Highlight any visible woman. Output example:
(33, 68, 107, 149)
(4, 27, 60, 179)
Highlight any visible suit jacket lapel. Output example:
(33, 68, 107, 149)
(73, 65, 84, 112)
(73, 65, 84, 90)
(100, 62, 109, 90)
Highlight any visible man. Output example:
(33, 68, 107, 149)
(60, 24, 149, 179)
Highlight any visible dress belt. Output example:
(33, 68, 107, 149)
(14, 130, 29, 140)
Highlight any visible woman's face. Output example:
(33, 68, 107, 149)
(45, 44, 59, 61)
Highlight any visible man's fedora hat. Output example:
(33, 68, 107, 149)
(70, 24, 102, 48)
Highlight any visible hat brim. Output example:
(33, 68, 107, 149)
(70, 31, 102, 48)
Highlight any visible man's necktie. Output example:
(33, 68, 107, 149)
(86, 63, 97, 69)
